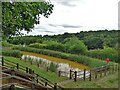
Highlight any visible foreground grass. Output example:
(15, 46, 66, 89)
(4, 56, 68, 83)
(62, 71, 118, 88)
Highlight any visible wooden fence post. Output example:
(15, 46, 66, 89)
(29, 68, 32, 74)
(36, 74, 39, 83)
(54, 83, 57, 89)
(95, 72, 97, 79)
(69, 69, 72, 79)
(2, 57, 4, 66)
(74, 71, 77, 82)
(89, 70, 91, 81)
(26, 67, 28, 73)
(10, 84, 15, 90)
(83, 69, 86, 81)
(16, 63, 19, 70)
(100, 72, 102, 77)
(112, 65, 114, 73)
(46, 67, 49, 72)
(45, 82, 47, 86)
(58, 71, 61, 77)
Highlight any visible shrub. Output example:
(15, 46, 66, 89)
(85, 48, 118, 63)
(2, 49, 23, 58)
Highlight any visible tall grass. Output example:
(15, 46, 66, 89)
(13, 46, 107, 68)
(23, 55, 58, 72)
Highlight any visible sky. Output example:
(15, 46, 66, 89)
(23, 0, 119, 36)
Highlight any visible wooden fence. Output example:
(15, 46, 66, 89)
(58, 64, 118, 82)
(1, 57, 64, 90)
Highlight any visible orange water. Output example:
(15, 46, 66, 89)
(21, 51, 89, 69)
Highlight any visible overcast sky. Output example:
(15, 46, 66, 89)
(24, 0, 119, 36)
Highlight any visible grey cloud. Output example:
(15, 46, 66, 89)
(48, 24, 57, 27)
(54, 0, 77, 7)
(44, 30, 55, 33)
(48, 24, 83, 28)
(61, 24, 83, 28)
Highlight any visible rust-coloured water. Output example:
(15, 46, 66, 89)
(21, 51, 89, 69)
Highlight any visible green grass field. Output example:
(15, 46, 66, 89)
(62, 71, 118, 88)
(3, 56, 118, 88)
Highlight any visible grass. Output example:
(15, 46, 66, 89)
(62, 71, 118, 88)
(4, 56, 68, 83)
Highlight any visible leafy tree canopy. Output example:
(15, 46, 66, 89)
(2, 1, 54, 37)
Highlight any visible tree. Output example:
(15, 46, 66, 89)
(64, 37, 87, 54)
(2, 1, 54, 37)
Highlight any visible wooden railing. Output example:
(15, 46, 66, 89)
(1, 57, 64, 90)
(58, 64, 118, 82)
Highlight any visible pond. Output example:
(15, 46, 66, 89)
(21, 51, 90, 77)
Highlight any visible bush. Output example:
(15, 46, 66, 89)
(85, 48, 118, 63)
(2, 49, 23, 58)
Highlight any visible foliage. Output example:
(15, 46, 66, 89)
(2, 40, 13, 46)
(64, 37, 87, 54)
(7, 30, 119, 50)
(2, 49, 22, 58)
(2, 1, 54, 37)
(85, 48, 119, 63)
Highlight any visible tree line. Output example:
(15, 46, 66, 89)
(7, 30, 119, 50)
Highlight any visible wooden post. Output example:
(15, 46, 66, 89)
(69, 69, 72, 79)
(95, 72, 97, 79)
(83, 69, 86, 81)
(100, 72, 102, 77)
(112, 65, 114, 73)
(30, 60, 32, 65)
(89, 70, 91, 81)
(45, 82, 47, 86)
(115, 65, 118, 71)
(74, 71, 77, 82)
(16, 63, 19, 70)
(32, 70, 34, 75)
(10, 84, 15, 90)
(54, 83, 57, 89)
(2, 57, 4, 66)
(37, 63, 39, 67)
(36, 74, 39, 83)
(46, 67, 49, 72)
(29, 68, 32, 74)
(58, 71, 61, 77)
(26, 67, 28, 73)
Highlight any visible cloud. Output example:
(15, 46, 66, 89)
(44, 30, 55, 33)
(53, 0, 78, 7)
(48, 24, 83, 28)
(48, 24, 57, 27)
(61, 24, 83, 28)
